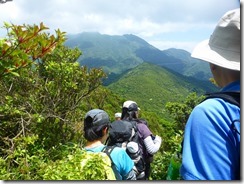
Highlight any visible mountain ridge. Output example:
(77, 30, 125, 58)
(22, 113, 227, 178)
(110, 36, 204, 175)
(65, 32, 211, 81)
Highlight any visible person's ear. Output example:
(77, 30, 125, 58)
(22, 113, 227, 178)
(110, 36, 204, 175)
(103, 127, 108, 135)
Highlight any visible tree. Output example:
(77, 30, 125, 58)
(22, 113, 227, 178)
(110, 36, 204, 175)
(0, 22, 120, 179)
(165, 92, 205, 131)
(0, 22, 65, 78)
(0, 22, 109, 157)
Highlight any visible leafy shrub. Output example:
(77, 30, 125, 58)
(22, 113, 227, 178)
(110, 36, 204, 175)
(40, 146, 115, 180)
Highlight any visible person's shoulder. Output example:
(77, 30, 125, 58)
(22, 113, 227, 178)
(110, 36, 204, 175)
(190, 97, 239, 124)
(191, 99, 219, 116)
(137, 118, 148, 125)
(136, 121, 149, 130)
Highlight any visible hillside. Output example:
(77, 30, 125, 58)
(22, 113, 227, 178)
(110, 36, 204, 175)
(162, 48, 211, 80)
(65, 32, 212, 81)
(107, 62, 217, 115)
(65, 32, 144, 74)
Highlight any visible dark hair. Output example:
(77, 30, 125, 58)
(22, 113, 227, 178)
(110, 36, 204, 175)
(121, 107, 137, 121)
(84, 123, 108, 142)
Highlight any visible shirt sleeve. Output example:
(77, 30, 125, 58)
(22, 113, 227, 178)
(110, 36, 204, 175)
(143, 135, 162, 154)
(180, 99, 240, 180)
(137, 123, 152, 139)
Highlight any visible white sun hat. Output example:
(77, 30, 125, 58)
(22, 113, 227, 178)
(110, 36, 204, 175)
(114, 112, 121, 118)
(191, 8, 240, 71)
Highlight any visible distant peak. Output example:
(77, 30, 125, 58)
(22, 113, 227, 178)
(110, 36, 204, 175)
(164, 48, 190, 54)
(123, 34, 149, 45)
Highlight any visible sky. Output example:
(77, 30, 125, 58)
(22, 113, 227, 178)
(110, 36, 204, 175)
(0, 0, 240, 53)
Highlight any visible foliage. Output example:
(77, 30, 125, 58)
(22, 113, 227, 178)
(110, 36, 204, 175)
(0, 22, 110, 156)
(0, 138, 115, 180)
(165, 92, 205, 131)
(107, 62, 215, 116)
(0, 22, 126, 180)
(150, 92, 204, 180)
(0, 22, 208, 181)
(0, 22, 65, 78)
(40, 146, 116, 180)
(150, 131, 183, 180)
(0, 135, 46, 180)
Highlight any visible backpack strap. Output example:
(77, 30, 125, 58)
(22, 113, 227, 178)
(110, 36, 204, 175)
(205, 91, 240, 107)
(205, 91, 240, 134)
(102, 146, 120, 180)
(129, 120, 138, 141)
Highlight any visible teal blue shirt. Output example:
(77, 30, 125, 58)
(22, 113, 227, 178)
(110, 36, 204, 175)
(180, 80, 240, 180)
(85, 144, 134, 180)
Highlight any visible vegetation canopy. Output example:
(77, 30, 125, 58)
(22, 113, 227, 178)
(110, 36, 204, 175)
(0, 22, 206, 180)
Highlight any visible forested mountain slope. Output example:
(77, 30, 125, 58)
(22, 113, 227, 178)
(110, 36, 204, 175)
(107, 62, 217, 115)
(65, 32, 212, 81)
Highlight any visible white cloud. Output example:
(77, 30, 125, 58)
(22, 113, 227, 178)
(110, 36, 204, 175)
(0, 0, 240, 52)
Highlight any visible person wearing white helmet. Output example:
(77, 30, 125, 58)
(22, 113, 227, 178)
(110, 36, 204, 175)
(180, 8, 240, 180)
(121, 100, 162, 180)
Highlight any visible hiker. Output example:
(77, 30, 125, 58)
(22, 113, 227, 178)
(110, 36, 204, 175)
(180, 8, 240, 180)
(83, 109, 136, 180)
(114, 112, 121, 120)
(121, 100, 162, 180)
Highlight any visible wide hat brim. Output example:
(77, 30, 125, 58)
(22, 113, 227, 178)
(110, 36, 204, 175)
(191, 39, 240, 71)
(191, 8, 240, 71)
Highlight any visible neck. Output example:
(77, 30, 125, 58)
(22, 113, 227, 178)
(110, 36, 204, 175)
(220, 69, 240, 87)
(211, 65, 240, 87)
(85, 140, 103, 149)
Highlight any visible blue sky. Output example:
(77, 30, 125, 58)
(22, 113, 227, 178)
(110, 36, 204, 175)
(0, 0, 240, 53)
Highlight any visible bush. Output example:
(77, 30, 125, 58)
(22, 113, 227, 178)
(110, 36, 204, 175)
(40, 146, 114, 180)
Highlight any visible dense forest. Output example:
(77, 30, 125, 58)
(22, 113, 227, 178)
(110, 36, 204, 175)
(0, 23, 208, 180)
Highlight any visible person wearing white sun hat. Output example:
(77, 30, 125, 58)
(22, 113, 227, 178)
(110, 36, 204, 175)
(114, 112, 122, 120)
(180, 8, 240, 180)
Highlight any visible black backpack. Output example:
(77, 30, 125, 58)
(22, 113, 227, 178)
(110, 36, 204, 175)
(106, 119, 146, 179)
(107, 120, 139, 144)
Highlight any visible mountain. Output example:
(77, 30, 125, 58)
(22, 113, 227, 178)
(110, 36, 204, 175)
(65, 32, 144, 74)
(162, 48, 211, 80)
(107, 62, 217, 115)
(65, 32, 217, 115)
(65, 32, 211, 81)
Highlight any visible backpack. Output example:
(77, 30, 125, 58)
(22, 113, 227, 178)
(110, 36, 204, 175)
(166, 91, 240, 180)
(106, 119, 146, 179)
